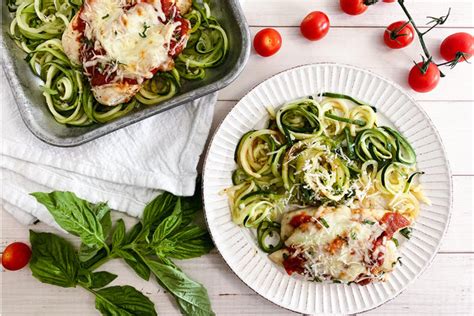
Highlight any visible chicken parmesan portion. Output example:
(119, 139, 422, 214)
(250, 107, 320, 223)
(269, 207, 410, 284)
(62, 0, 191, 106)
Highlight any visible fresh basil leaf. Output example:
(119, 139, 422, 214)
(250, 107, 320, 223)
(80, 205, 113, 262)
(92, 202, 112, 238)
(153, 239, 176, 257)
(142, 192, 177, 228)
(78, 269, 116, 289)
(152, 199, 182, 243)
(29, 230, 79, 288)
(78, 269, 93, 288)
(180, 193, 202, 227)
(80, 248, 108, 270)
(89, 271, 118, 289)
(31, 192, 108, 250)
(166, 226, 213, 259)
(114, 249, 136, 262)
(145, 259, 214, 316)
(125, 222, 143, 244)
(122, 251, 151, 281)
(182, 193, 202, 212)
(400, 227, 412, 239)
(112, 219, 126, 249)
(94, 285, 157, 316)
(135, 226, 151, 244)
(79, 243, 101, 262)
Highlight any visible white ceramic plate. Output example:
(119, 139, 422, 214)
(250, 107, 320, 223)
(202, 63, 452, 314)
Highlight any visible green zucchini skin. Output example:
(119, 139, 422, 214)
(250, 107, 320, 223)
(8, 0, 228, 126)
(225, 94, 424, 256)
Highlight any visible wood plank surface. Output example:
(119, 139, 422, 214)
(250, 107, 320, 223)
(220, 28, 474, 102)
(241, 0, 473, 28)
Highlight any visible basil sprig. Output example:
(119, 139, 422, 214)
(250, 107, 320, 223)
(29, 231, 156, 315)
(30, 191, 215, 316)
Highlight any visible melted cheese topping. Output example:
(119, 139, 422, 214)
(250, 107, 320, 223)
(80, 0, 180, 82)
(61, 15, 82, 65)
(273, 207, 400, 283)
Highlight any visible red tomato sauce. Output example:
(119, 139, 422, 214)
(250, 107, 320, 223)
(379, 212, 410, 239)
(371, 212, 410, 266)
(282, 247, 306, 275)
(75, 0, 189, 87)
(169, 17, 190, 56)
(72, 8, 86, 33)
(289, 213, 314, 228)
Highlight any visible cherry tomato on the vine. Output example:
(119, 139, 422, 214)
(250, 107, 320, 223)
(408, 62, 440, 93)
(340, 0, 372, 15)
(300, 11, 330, 41)
(440, 32, 473, 62)
(383, 21, 415, 49)
(253, 28, 282, 57)
(1, 242, 32, 271)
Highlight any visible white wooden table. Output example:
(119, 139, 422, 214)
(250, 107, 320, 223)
(1, 0, 473, 314)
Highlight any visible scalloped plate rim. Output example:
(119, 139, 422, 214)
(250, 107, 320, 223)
(202, 62, 453, 314)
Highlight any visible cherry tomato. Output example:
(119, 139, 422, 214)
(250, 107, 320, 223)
(2, 242, 32, 271)
(383, 21, 415, 49)
(300, 11, 330, 41)
(253, 28, 282, 57)
(408, 62, 440, 93)
(340, 0, 370, 15)
(382, 0, 396, 2)
(440, 32, 473, 62)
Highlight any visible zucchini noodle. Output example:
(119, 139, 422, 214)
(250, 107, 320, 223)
(135, 70, 180, 105)
(7, 0, 229, 126)
(321, 98, 349, 137)
(235, 129, 285, 179)
(28, 39, 92, 125)
(226, 93, 428, 228)
(257, 221, 283, 253)
(176, 4, 229, 80)
(276, 98, 323, 142)
(8, 0, 79, 53)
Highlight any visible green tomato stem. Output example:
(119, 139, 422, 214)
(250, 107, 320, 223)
(397, 0, 432, 61)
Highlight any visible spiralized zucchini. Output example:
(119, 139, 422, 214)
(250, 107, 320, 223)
(7, 0, 228, 126)
(8, 0, 79, 53)
(176, 3, 229, 80)
(276, 98, 323, 142)
(225, 93, 428, 227)
(135, 70, 180, 105)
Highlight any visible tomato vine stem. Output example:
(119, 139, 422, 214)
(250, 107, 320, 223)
(397, 0, 431, 61)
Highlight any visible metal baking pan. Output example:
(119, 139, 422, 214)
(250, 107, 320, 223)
(1, 0, 250, 147)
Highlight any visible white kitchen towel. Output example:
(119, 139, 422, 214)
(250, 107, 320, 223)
(0, 66, 216, 226)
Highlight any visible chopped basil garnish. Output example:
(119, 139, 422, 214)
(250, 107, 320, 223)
(81, 37, 93, 47)
(139, 22, 150, 38)
(350, 231, 357, 240)
(400, 227, 412, 239)
(363, 219, 375, 225)
(319, 217, 330, 228)
(102, 14, 109, 19)
(396, 257, 403, 266)
(392, 237, 399, 247)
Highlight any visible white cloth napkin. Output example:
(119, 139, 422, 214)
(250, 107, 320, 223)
(0, 67, 216, 227)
